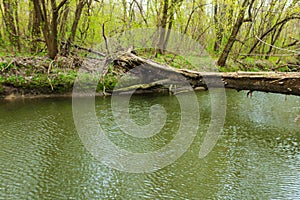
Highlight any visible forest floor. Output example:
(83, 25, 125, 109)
(1, 51, 300, 99)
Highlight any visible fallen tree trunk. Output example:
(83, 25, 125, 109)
(178, 70, 300, 96)
(209, 71, 300, 96)
(1, 52, 299, 98)
(112, 53, 300, 96)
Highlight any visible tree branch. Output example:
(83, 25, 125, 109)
(57, 0, 68, 12)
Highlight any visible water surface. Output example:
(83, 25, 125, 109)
(1, 90, 299, 199)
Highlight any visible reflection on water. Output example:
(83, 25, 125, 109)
(0, 90, 299, 199)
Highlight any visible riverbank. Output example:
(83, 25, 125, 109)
(0, 56, 75, 98)
(1, 54, 300, 99)
(0, 56, 111, 99)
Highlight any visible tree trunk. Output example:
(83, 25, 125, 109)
(2, 0, 20, 52)
(213, 0, 224, 53)
(265, 23, 285, 59)
(163, 3, 175, 51)
(62, 0, 86, 56)
(157, 0, 169, 55)
(32, 0, 68, 59)
(217, 0, 252, 66)
(114, 52, 300, 96)
(59, 2, 70, 42)
(29, 0, 41, 53)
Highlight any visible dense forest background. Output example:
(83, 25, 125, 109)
(0, 0, 299, 69)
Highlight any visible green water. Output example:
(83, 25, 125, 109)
(1, 90, 299, 199)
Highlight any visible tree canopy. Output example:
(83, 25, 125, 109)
(0, 0, 299, 67)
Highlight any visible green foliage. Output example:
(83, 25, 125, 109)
(218, 65, 241, 72)
(98, 73, 118, 92)
(0, 62, 17, 71)
(277, 66, 290, 72)
(0, 0, 299, 97)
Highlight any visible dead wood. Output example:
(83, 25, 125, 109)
(112, 52, 300, 96)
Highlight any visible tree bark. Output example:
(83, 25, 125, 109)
(59, 2, 70, 42)
(157, 0, 169, 55)
(62, 0, 86, 56)
(213, 0, 224, 53)
(29, 0, 42, 53)
(114, 52, 300, 96)
(32, 0, 68, 59)
(217, 0, 253, 66)
(2, 0, 20, 51)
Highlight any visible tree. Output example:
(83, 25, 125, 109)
(248, 15, 300, 57)
(61, 0, 87, 56)
(217, 0, 255, 66)
(28, 0, 42, 53)
(0, 0, 299, 67)
(32, 0, 68, 59)
(213, 0, 224, 53)
(156, 0, 182, 55)
(156, 0, 169, 55)
(2, 0, 20, 52)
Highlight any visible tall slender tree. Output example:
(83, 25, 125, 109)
(217, 0, 255, 66)
(61, 0, 87, 56)
(2, 0, 20, 51)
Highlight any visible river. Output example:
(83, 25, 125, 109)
(1, 90, 299, 199)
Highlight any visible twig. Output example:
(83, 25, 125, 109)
(47, 60, 54, 91)
(238, 53, 298, 57)
(132, 0, 148, 26)
(255, 35, 300, 54)
(47, 77, 54, 91)
(61, 41, 106, 57)
(29, 38, 106, 57)
(48, 60, 54, 74)
(102, 22, 110, 55)
(2, 60, 14, 72)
